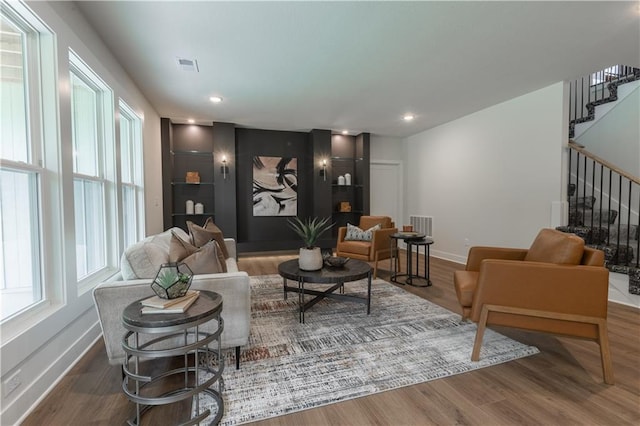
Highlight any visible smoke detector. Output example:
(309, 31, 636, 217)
(176, 57, 199, 72)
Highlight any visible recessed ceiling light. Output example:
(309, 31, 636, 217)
(187, 119, 195, 124)
(209, 96, 223, 103)
(342, 130, 349, 135)
(403, 114, 415, 122)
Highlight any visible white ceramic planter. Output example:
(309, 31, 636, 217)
(298, 247, 323, 271)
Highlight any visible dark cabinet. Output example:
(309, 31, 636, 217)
(330, 134, 370, 236)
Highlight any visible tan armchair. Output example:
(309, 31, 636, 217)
(335, 216, 398, 279)
(454, 228, 613, 384)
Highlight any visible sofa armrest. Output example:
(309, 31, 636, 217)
(466, 246, 528, 271)
(224, 238, 237, 260)
(93, 271, 251, 365)
(470, 259, 609, 322)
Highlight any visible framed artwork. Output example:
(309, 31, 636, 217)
(253, 156, 297, 216)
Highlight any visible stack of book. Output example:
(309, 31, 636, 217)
(140, 290, 200, 314)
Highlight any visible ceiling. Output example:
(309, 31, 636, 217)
(75, 1, 640, 138)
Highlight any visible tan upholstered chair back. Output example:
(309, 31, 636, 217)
(359, 216, 392, 230)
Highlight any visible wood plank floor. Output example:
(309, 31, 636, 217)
(23, 252, 640, 425)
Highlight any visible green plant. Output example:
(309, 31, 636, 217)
(156, 268, 179, 289)
(288, 216, 334, 249)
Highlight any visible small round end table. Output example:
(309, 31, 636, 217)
(122, 290, 224, 425)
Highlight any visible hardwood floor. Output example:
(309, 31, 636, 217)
(23, 252, 640, 425)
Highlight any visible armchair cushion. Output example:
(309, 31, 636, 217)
(524, 228, 584, 265)
(337, 240, 372, 257)
(345, 223, 381, 241)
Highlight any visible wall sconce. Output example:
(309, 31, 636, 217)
(220, 155, 229, 180)
(319, 159, 327, 181)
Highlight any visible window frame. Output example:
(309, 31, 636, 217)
(118, 100, 145, 250)
(0, 0, 60, 325)
(68, 49, 118, 293)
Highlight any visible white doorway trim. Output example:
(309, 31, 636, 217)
(370, 159, 404, 229)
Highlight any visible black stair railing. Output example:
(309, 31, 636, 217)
(568, 65, 640, 138)
(568, 141, 639, 270)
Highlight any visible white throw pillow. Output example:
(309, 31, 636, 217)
(344, 223, 381, 241)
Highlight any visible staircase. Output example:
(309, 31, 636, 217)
(557, 64, 640, 295)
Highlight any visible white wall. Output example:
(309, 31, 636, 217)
(575, 84, 640, 178)
(0, 2, 162, 424)
(371, 134, 404, 162)
(404, 82, 567, 263)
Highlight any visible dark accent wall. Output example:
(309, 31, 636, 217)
(160, 119, 369, 253)
(236, 128, 311, 252)
(161, 118, 173, 230)
(212, 122, 237, 239)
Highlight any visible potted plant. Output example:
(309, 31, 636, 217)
(288, 216, 334, 270)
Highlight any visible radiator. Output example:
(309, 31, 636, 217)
(410, 215, 433, 237)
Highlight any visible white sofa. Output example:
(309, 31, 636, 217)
(93, 227, 251, 369)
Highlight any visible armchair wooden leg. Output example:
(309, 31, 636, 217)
(597, 320, 614, 385)
(471, 305, 490, 361)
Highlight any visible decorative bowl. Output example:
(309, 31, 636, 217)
(324, 256, 350, 268)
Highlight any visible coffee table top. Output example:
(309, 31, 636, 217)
(278, 258, 371, 283)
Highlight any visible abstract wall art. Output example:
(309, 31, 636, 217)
(252, 156, 297, 216)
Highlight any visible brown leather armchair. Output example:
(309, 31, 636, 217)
(335, 216, 398, 279)
(454, 228, 613, 384)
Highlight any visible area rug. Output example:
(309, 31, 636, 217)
(197, 274, 539, 425)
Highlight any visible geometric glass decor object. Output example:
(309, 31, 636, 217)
(151, 262, 193, 299)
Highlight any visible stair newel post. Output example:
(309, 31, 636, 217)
(616, 176, 623, 264)
(607, 169, 613, 245)
(599, 164, 604, 231)
(626, 180, 632, 265)
(575, 151, 580, 225)
(591, 158, 596, 229)
(582, 155, 588, 226)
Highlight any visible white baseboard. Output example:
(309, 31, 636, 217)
(1, 321, 102, 425)
(608, 272, 640, 308)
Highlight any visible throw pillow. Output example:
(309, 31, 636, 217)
(186, 218, 230, 259)
(169, 231, 198, 263)
(213, 240, 228, 273)
(203, 217, 230, 259)
(180, 240, 225, 275)
(524, 228, 585, 265)
(344, 223, 381, 241)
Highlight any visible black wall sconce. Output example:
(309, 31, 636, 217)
(220, 155, 229, 180)
(319, 159, 327, 181)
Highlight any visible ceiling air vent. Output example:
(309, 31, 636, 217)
(176, 57, 199, 72)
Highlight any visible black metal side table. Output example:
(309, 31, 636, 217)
(405, 237, 434, 287)
(389, 232, 425, 284)
(122, 290, 224, 425)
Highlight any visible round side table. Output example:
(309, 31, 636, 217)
(405, 237, 434, 287)
(122, 290, 224, 425)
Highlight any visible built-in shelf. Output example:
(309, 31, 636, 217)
(171, 182, 215, 186)
(171, 150, 213, 157)
(172, 213, 214, 217)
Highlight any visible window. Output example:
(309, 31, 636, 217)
(119, 101, 144, 249)
(69, 51, 116, 286)
(0, 3, 49, 321)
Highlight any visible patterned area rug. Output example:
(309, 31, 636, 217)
(198, 274, 539, 425)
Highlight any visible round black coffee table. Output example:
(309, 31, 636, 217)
(278, 258, 372, 323)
